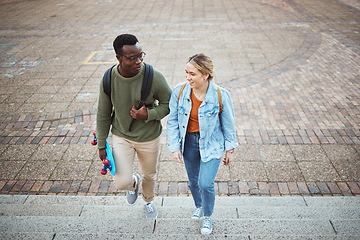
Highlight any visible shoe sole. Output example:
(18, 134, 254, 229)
(145, 213, 158, 219)
(201, 229, 212, 235)
(126, 197, 138, 206)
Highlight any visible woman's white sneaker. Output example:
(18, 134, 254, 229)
(191, 207, 203, 219)
(201, 217, 212, 235)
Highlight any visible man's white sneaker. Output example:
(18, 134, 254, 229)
(126, 172, 140, 205)
(144, 202, 158, 219)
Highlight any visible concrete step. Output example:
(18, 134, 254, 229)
(0, 195, 359, 239)
(1, 233, 359, 240)
(1, 203, 359, 220)
(1, 216, 359, 239)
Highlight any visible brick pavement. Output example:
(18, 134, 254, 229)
(1, 179, 360, 197)
(0, 0, 359, 197)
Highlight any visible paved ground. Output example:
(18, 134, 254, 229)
(0, 0, 359, 196)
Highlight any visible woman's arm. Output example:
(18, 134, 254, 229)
(167, 84, 183, 153)
(220, 88, 238, 152)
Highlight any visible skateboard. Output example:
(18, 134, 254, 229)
(91, 131, 116, 176)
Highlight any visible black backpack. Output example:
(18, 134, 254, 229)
(102, 63, 154, 131)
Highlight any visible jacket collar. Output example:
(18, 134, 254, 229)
(183, 81, 218, 104)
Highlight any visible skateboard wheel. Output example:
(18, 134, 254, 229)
(103, 159, 110, 165)
(91, 131, 97, 145)
(101, 169, 107, 175)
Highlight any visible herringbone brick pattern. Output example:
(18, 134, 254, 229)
(0, 0, 359, 196)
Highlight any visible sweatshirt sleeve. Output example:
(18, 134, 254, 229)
(145, 70, 172, 122)
(96, 76, 113, 149)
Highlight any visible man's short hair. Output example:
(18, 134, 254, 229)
(113, 34, 139, 55)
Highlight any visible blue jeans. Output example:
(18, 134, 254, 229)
(183, 132, 221, 217)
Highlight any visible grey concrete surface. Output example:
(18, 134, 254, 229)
(0, 195, 359, 239)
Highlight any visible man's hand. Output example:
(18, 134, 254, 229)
(172, 150, 183, 164)
(130, 105, 148, 120)
(99, 149, 107, 161)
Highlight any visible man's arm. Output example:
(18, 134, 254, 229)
(146, 71, 172, 122)
(96, 76, 113, 149)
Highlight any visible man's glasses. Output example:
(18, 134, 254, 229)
(121, 52, 146, 62)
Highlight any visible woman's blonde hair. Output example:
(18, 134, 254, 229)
(188, 53, 214, 81)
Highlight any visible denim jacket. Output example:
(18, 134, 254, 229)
(167, 81, 238, 162)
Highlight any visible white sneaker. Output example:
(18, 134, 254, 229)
(201, 217, 212, 235)
(144, 202, 158, 219)
(191, 207, 203, 219)
(126, 172, 140, 205)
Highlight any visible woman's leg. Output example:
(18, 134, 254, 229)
(183, 132, 202, 208)
(199, 158, 221, 217)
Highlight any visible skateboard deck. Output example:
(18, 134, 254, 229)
(102, 141, 116, 175)
(91, 131, 116, 176)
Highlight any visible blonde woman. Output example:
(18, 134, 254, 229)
(167, 53, 238, 234)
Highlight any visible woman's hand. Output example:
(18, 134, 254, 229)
(172, 150, 183, 164)
(223, 150, 234, 166)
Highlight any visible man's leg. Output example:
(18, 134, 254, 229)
(112, 135, 137, 191)
(133, 137, 160, 219)
(134, 136, 160, 202)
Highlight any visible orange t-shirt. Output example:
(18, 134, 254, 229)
(187, 90, 203, 132)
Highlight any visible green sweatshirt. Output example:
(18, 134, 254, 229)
(96, 63, 172, 149)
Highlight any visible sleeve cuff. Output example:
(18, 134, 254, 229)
(225, 142, 238, 151)
(167, 144, 180, 153)
(145, 108, 156, 122)
(97, 139, 106, 149)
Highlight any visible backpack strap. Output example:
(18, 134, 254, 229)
(128, 62, 154, 131)
(103, 63, 153, 103)
(218, 86, 222, 114)
(102, 64, 116, 98)
(178, 82, 187, 102)
(178, 82, 222, 114)
(141, 63, 153, 104)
